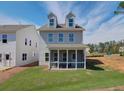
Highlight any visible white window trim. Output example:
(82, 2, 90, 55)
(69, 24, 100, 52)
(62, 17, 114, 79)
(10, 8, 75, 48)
(48, 33, 53, 43)
(58, 33, 64, 43)
(45, 53, 49, 62)
(68, 18, 74, 28)
(68, 32, 75, 43)
(49, 18, 55, 27)
(2, 34, 7, 44)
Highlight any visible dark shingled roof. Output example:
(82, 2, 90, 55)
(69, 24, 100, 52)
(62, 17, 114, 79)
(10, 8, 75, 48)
(38, 24, 85, 32)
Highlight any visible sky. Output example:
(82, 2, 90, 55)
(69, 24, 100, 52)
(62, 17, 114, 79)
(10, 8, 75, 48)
(0, 1, 124, 44)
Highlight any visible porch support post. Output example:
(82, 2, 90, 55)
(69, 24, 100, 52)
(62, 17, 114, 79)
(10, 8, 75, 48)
(75, 49, 77, 69)
(66, 49, 68, 69)
(84, 49, 86, 69)
(57, 49, 59, 69)
(48, 50, 51, 69)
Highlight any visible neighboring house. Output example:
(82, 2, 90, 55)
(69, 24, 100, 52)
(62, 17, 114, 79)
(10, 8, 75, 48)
(38, 12, 87, 69)
(0, 25, 39, 67)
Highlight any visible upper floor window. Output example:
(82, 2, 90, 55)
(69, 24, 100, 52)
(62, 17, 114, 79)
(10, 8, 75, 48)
(59, 33, 64, 42)
(29, 40, 31, 46)
(25, 38, 27, 45)
(49, 19, 54, 26)
(48, 33, 53, 42)
(69, 33, 74, 42)
(68, 18, 74, 27)
(2, 34, 7, 43)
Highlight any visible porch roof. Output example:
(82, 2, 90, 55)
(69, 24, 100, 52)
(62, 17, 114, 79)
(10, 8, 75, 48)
(47, 44, 88, 50)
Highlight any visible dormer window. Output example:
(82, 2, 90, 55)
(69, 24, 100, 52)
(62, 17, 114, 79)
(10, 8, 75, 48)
(2, 34, 7, 43)
(49, 19, 54, 27)
(69, 18, 74, 27)
(66, 12, 75, 28)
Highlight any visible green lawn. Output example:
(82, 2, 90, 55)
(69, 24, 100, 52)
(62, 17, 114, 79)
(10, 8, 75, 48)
(0, 66, 124, 91)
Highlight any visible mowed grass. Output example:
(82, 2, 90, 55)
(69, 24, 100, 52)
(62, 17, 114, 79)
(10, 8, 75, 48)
(0, 67, 124, 91)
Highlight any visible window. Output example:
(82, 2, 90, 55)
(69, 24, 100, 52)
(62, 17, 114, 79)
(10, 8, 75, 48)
(29, 40, 31, 46)
(48, 34, 53, 42)
(59, 33, 64, 42)
(2, 34, 7, 43)
(69, 18, 74, 27)
(45, 53, 49, 61)
(6, 54, 10, 60)
(25, 38, 27, 45)
(22, 53, 27, 61)
(69, 33, 74, 42)
(49, 19, 54, 26)
(0, 54, 1, 62)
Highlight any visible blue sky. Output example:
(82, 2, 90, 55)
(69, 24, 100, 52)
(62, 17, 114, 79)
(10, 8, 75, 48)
(0, 1, 124, 44)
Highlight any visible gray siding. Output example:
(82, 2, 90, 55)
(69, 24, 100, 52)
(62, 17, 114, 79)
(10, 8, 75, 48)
(40, 31, 83, 44)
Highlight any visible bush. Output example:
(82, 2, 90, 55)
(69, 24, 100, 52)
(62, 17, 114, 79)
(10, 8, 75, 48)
(120, 52, 124, 56)
(88, 53, 104, 57)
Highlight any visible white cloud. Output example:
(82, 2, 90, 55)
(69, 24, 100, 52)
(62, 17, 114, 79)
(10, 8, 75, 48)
(43, 1, 75, 23)
(0, 14, 40, 28)
(84, 14, 124, 44)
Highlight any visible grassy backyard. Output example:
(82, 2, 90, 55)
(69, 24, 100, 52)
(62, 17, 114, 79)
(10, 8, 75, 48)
(0, 64, 124, 91)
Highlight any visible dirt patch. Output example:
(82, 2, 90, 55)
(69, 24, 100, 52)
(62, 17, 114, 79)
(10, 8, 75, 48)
(93, 86, 124, 91)
(0, 62, 39, 84)
(88, 56, 124, 72)
(0, 67, 27, 84)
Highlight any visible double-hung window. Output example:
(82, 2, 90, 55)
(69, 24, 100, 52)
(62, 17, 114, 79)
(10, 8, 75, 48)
(2, 34, 7, 43)
(69, 33, 74, 42)
(59, 33, 64, 42)
(69, 18, 74, 27)
(49, 19, 54, 27)
(22, 53, 27, 61)
(48, 33, 53, 43)
(45, 53, 49, 61)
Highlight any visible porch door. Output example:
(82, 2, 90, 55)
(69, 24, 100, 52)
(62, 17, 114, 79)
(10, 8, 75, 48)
(62, 52, 66, 62)
(71, 53, 76, 62)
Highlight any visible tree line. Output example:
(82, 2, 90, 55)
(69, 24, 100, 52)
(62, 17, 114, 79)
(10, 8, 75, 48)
(87, 40, 124, 54)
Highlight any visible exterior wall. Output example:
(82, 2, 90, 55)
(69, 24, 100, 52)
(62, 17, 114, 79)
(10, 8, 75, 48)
(0, 34, 16, 67)
(16, 26, 39, 66)
(0, 41, 16, 67)
(0, 34, 16, 44)
(40, 31, 83, 44)
(38, 31, 49, 66)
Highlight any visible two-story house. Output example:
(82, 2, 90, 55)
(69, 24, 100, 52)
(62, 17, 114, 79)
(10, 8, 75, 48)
(38, 12, 87, 69)
(0, 25, 39, 67)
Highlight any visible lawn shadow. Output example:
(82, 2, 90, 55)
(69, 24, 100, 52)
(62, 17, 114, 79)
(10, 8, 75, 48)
(21, 61, 39, 67)
(86, 58, 104, 70)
